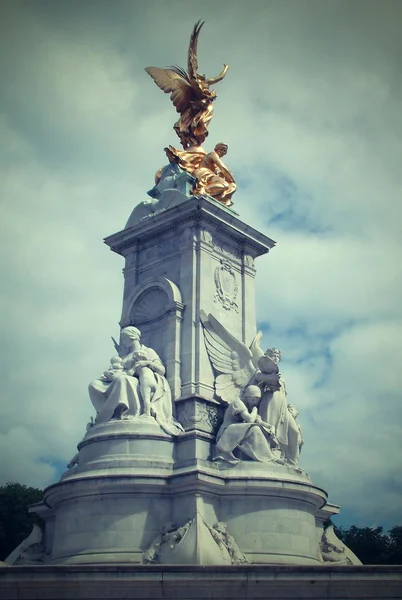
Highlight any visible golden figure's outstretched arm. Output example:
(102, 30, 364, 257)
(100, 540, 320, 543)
(206, 64, 229, 86)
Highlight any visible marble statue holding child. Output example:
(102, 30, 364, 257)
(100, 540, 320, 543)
(88, 326, 182, 435)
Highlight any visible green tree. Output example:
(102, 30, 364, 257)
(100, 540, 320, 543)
(0, 482, 43, 561)
(335, 525, 391, 565)
(388, 526, 402, 565)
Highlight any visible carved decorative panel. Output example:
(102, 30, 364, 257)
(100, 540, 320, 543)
(214, 259, 239, 312)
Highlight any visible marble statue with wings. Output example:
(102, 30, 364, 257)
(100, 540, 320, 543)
(201, 311, 304, 467)
(145, 21, 228, 149)
(200, 310, 268, 404)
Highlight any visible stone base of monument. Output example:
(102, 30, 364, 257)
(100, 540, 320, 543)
(38, 420, 175, 565)
(168, 464, 327, 566)
(4, 181, 364, 570)
(31, 422, 328, 566)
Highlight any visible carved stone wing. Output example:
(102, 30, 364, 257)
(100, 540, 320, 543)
(249, 331, 264, 369)
(145, 67, 194, 113)
(200, 311, 256, 404)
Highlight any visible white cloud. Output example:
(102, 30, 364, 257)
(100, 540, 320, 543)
(0, 0, 401, 529)
(0, 427, 57, 489)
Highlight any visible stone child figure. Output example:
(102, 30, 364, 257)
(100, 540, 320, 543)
(100, 356, 124, 382)
(121, 335, 160, 418)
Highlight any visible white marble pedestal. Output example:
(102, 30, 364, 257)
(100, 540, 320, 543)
(39, 421, 327, 566)
(42, 421, 175, 564)
(20, 186, 355, 567)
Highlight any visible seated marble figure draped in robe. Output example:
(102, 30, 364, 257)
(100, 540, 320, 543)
(88, 326, 182, 435)
(215, 385, 280, 464)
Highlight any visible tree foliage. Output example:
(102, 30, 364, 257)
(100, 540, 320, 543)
(335, 524, 402, 565)
(0, 482, 43, 561)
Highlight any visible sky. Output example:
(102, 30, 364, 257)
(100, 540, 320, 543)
(0, 0, 401, 531)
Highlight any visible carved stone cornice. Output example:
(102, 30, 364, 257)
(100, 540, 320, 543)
(104, 196, 275, 258)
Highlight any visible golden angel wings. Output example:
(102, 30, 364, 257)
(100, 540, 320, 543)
(145, 21, 228, 149)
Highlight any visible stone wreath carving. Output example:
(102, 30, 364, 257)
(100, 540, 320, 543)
(214, 259, 239, 312)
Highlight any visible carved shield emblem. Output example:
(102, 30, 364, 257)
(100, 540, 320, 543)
(214, 259, 239, 312)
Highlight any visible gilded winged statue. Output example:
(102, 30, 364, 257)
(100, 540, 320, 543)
(145, 20, 228, 149)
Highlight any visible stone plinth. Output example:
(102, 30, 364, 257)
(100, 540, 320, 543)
(1, 564, 401, 600)
(39, 431, 326, 566)
(168, 462, 326, 566)
(41, 421, 175, 565)
(12, 188, 355, 569)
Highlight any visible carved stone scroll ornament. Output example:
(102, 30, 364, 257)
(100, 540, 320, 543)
(200, 311, 303, 468)
(244, 254, 255, 268)
(4, 524, 46, 565)
(319, 525, 362, 565)
(206, 522, 248, 564)
(214, 259, 239, 312)
(142, 517, 247, 565)
(88, 326, 183, 436)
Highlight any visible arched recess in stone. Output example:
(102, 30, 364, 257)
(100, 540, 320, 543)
(120, 277, 184, 400)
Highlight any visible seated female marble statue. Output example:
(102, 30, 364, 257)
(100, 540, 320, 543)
(214, 385, 280, 465)
(88, 326, 182, 435)
(254, 349, 301, 467)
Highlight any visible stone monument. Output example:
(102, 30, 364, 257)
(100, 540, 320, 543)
(5, 21, 360, 569)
